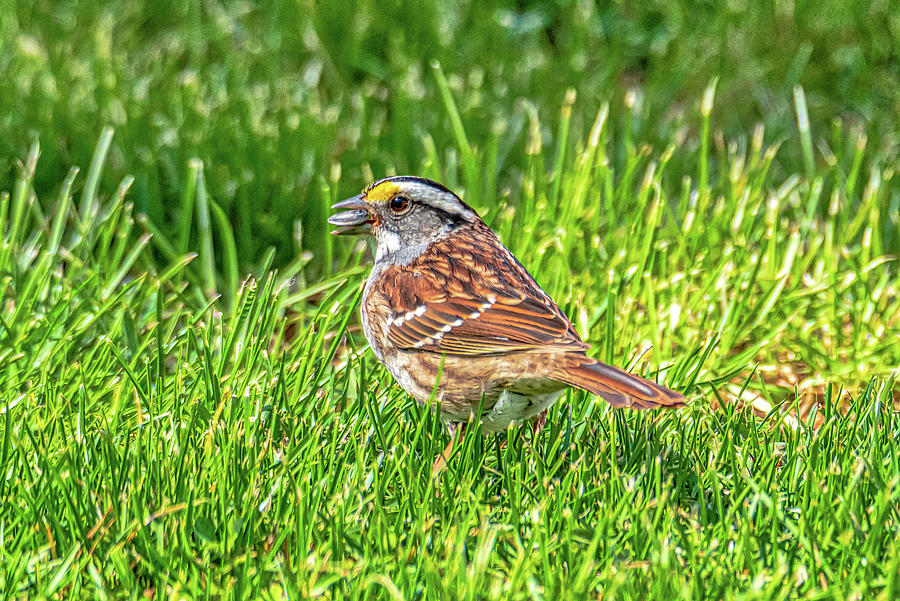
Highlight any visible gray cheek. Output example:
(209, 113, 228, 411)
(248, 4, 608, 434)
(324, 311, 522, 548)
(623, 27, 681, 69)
(373, 213, 450, 265)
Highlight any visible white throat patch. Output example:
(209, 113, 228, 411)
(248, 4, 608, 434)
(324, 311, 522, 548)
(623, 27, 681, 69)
(375, 230, 402, 261)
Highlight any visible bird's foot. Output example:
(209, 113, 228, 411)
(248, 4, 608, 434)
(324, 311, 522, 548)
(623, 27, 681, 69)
(531, 409, 547, 439)
(432, 422, 465, 476)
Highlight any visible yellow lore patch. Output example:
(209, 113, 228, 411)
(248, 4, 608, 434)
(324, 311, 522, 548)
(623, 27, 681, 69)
(364, 180, 401, 204)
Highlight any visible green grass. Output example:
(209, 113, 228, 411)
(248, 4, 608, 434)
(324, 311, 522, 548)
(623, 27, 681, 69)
(1, 81, 899, 598)
(2, 1, 900, 599)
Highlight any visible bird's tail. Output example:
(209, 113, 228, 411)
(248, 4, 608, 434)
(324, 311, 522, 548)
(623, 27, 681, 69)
(552, 355, 685, 410)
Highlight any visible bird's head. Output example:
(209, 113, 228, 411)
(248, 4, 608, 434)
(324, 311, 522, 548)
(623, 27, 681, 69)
(328, 176, 480, 263)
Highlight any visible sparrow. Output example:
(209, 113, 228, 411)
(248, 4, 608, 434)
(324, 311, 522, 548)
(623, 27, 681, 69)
(328, 176, 684, 460)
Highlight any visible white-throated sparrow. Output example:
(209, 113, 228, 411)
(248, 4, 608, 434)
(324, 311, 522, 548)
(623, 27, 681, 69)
(329, 176, 684, 451)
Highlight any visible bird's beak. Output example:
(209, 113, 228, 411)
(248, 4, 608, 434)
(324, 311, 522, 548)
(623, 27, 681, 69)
(328, 194, 373, 235)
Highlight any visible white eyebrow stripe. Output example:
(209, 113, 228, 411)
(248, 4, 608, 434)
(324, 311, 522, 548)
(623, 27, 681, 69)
(396, 181, 476, 221)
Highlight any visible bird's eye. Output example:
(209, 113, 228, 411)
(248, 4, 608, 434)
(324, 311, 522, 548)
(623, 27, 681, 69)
(389, 196, 411, 213)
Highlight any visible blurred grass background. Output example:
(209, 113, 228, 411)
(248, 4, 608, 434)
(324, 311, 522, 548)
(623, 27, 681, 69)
(2, 0, 897, 271)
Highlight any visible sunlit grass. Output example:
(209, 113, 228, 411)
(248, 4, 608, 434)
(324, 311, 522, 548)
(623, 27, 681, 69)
(1, 70, 898, 599)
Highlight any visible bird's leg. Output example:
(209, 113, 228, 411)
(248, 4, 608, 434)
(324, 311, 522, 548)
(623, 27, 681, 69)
(531, 409, 547, 439)
(432, 422, 465, 475)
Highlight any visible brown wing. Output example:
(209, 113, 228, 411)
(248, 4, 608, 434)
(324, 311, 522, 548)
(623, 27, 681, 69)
(373, 221, 588, 356)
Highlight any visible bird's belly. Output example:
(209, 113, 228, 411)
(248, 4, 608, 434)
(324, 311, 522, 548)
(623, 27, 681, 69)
(480, 388, 564, 432)
(377, 351, 567, 430)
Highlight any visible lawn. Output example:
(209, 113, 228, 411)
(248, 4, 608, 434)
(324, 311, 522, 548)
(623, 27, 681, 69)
(1, 1, 898, 599)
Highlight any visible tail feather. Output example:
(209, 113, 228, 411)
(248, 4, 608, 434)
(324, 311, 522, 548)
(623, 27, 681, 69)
(553, 356, 685, 410)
